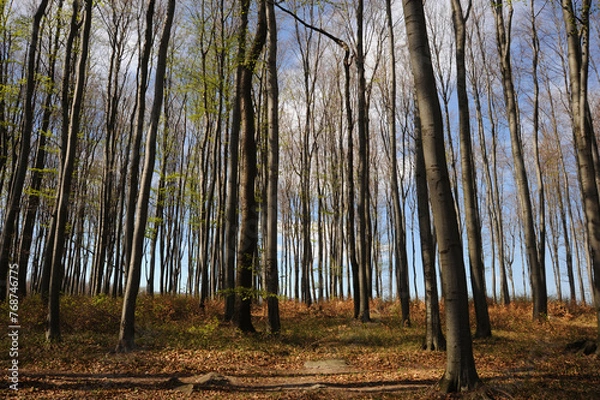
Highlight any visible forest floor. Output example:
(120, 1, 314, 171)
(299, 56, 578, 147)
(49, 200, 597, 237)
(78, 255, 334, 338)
(2, 295, 600, 399)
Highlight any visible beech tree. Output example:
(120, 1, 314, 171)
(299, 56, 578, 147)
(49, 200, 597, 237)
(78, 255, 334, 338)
(46, 0, 92, 342)
(451, 0, 491, 338)
(561, 0, 600, 354)
(492, 0, 547, 320)
(232, 0, 267, 333)
(117, 0, 176, 352)
(264, 0, 280, 334)
(402, 0, 480, 392)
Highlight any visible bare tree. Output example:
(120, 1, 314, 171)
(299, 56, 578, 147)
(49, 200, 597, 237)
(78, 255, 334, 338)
(451, 0, 491, 338)
(46, 0, 93, 342)
(402, 0, 480, 392)
(265, 0, 280, 333)
(233, 0, 267, 333)
(561, 0, 600, 354)
(117, 0, 176, 351)
(492, 0, 546, 319)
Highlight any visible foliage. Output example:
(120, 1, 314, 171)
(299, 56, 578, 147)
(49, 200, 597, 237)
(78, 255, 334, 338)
(1, 296, 599, 399)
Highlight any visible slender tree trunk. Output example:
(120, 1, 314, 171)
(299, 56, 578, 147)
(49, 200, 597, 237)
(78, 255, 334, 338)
(233, 0, 267, 333)
(46, 0, 92, 342)
(224, 0, 248, 322)
(265, 0, 280, 334)
(529, 0, 548, 311)
(402, 0, 479, 392)
(356, 0, 370, 323)
(451, 0, 491, 338)
(124, 0, 156, 284)
(492, 0, 546, 319)
(561, 0, 600, 353)
(384, 0, 410, 326)
(116, 0, 175, 352)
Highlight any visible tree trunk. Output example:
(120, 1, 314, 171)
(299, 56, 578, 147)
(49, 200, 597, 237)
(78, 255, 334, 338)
(492, 0, 546, 320)
(561, 0, 600, 354)
(384, 0, 410, 326)
(46, 0, 92, 342)
(356, 0, 371, 323)
(402, 0, 479, 392)
(414, 100, 445, 351)
(265, 0, 280, 334)
(233, 0, 267, 333)
(451, 0, 491, 338)
(116, 0, 175, 352)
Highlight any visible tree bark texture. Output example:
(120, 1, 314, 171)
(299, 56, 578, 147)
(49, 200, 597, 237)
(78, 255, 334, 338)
(402, 0, 480, 392)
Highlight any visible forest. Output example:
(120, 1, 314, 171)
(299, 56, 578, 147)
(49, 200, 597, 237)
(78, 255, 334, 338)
(1, 0, 600, 397)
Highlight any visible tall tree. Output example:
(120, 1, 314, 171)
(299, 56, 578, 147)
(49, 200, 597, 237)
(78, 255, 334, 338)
(451, 0, 491, 338)
(356, 0, 371, 323)
(233, 0, 267, 333)
(561, 0, 600, 354)
(402, 0, 480, 392)
(265, 0, 281, 334)
(0, 0, 49, 301)
(492, 0, 546, 320)
(46, 0, 93, 342)
(385, 0, 410, 326)
(117, 0, 176, 352)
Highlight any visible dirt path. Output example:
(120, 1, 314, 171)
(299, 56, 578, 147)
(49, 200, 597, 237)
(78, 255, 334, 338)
(21, 359, 439, 399)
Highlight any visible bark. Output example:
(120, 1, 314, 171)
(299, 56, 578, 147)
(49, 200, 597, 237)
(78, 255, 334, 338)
(492, 0, 546, 319)
(265, 0, 280, 334)
(46, 0, 92, 342)
(451, 0, 491, 338)
(414, 100, 445, 351)
(385, 0, 410, 326)
(233, 0, 267, 333)
(561, 0, 600, 354)
(124, 0, 156, 284)
(116, 0, 176, 352)
(224, 0, 248, 322)
(356, 0, 371, 323)
(402, 0, 479, 392)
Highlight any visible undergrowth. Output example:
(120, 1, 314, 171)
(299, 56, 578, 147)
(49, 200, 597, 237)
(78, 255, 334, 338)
(1, 295, 598, 399)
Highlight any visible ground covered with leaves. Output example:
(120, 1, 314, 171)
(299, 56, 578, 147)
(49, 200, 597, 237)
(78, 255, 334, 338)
(2, 295, 599, 399)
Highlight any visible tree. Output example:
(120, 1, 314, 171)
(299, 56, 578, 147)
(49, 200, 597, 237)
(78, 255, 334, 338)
(232, 0, 267, 333)
(561, 0, 600, 354)
(46, 0, 93, 342)
(356, 0, 371, 323)
(402, 0, 480, 392)
(265, 0, 281, 334)
(492, 0, 547, 320)
(384, 0, 410, 326)
(117, 0, 176, 352)
(414, 99, 445, 351)
(451, 0, 491, 338)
